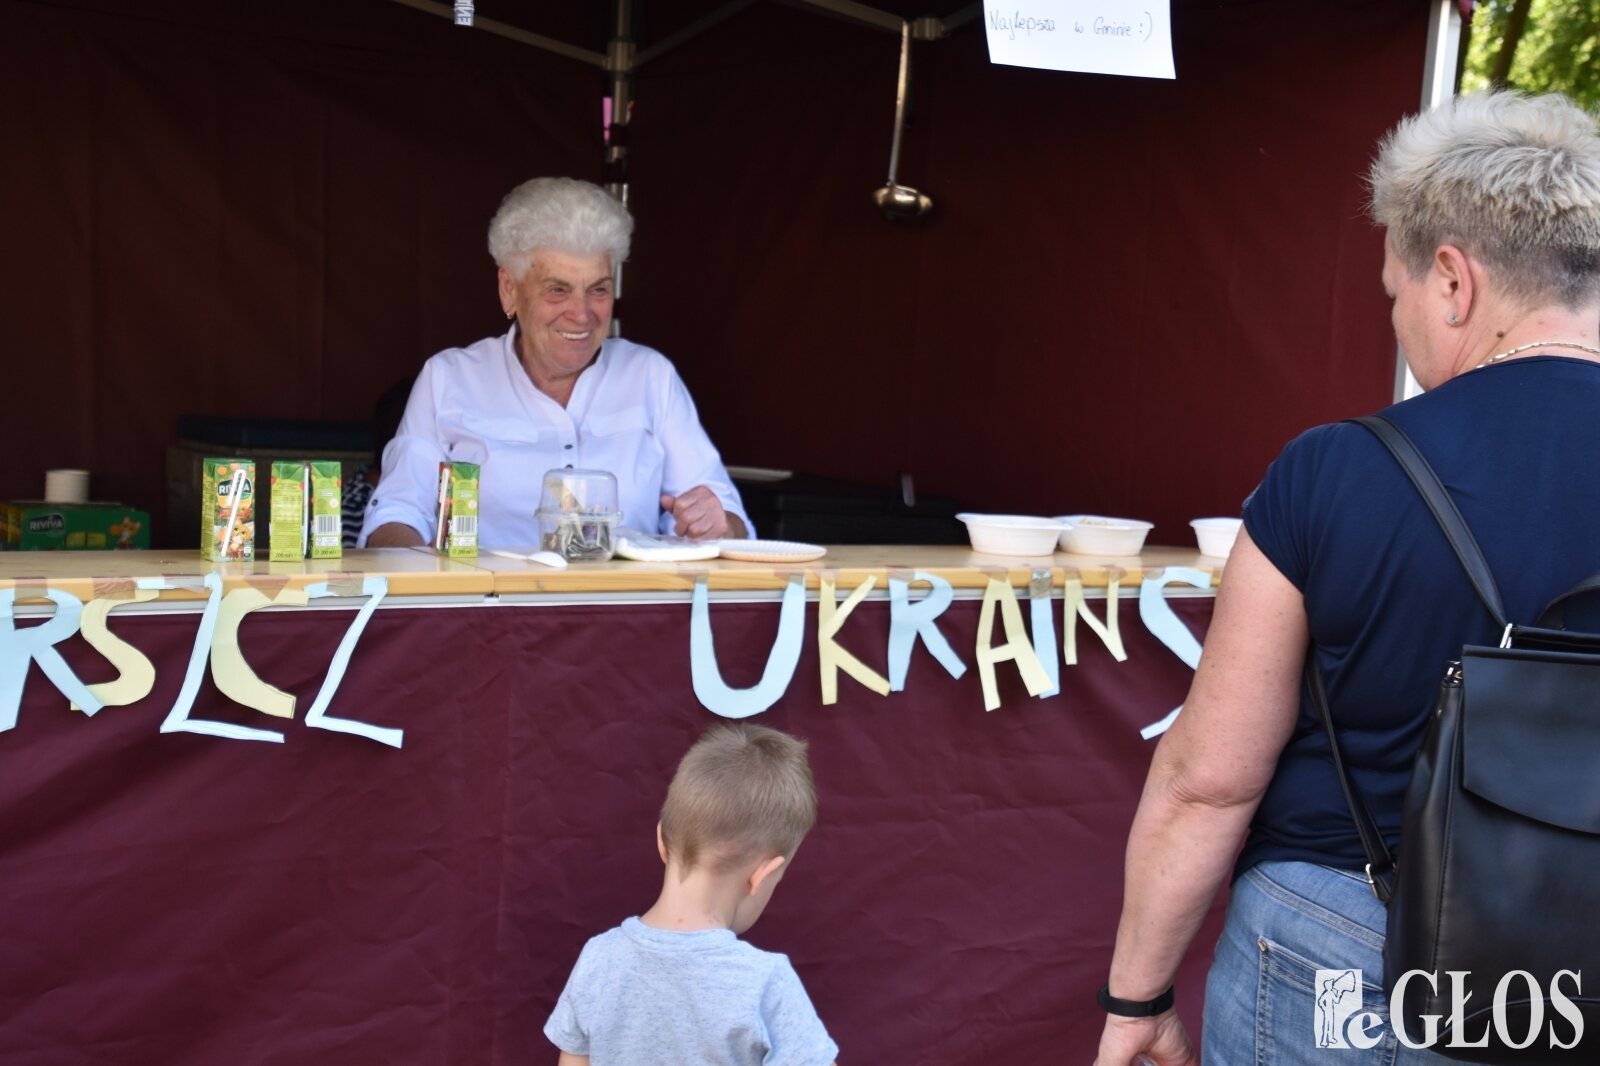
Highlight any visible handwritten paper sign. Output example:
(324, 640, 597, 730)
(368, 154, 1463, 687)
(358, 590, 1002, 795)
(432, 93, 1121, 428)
(984, 1, 1175, 80)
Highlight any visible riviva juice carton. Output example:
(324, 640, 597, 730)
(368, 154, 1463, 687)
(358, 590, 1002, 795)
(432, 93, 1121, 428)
(202, 458, 256, 562)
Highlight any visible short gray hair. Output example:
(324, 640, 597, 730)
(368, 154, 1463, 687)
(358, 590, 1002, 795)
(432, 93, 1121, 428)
(486, 177, 633, 279)
(1369, 91, 1600, 309)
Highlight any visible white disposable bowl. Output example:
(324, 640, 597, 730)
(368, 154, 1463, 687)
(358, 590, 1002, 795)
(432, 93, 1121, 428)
(1055, 515, 1154, 556)
(1191, 517, 1242, 558)
(956, 513, 1064, 556)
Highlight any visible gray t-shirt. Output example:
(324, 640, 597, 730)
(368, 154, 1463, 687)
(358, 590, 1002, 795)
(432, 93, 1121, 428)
(545, 917, 838, 1066)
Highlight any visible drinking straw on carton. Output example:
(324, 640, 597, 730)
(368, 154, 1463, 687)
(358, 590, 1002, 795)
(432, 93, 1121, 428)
(434, 465, 451, 550)
(220, 468, 246, 559)
(301, 464, 310, 558)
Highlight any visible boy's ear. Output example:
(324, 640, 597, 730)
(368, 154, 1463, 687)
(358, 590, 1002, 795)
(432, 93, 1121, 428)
(748, 854, 787, 896)
(656, 822, 669, 865)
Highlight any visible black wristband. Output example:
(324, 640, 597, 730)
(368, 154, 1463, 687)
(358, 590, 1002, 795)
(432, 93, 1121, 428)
(1097, 983, 1175, 1017)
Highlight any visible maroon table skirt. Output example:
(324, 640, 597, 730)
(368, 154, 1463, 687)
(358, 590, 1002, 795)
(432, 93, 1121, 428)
(1, 594, 1221, 1065)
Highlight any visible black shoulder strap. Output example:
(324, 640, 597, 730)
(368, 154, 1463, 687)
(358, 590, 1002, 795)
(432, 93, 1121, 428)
(1307, 655, 1394, 901)
(1537, 571, 1600, 629)
(1310, 413, 1506, 902)
(1349, 414, 1508, 630)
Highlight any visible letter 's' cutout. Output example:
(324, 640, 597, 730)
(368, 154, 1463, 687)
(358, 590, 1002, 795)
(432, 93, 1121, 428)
(1137, 567, 1211, 738)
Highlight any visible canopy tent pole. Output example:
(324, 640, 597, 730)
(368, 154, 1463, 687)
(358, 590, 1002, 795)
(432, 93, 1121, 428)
(1395, 0, 1465, 402)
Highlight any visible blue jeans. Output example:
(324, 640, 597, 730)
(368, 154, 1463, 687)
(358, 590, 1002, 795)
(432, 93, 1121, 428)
(1202, 861, 1456, 1065)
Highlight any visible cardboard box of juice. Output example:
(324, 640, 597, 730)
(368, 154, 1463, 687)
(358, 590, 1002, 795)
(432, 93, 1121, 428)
(269, 460, 343, 561)
(2, 502, 150, 550)
(201, 458, 256, 561)
(433, 461, 479, 558)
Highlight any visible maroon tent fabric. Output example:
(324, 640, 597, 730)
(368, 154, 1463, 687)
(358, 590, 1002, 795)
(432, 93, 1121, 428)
(3, 594, 1216, 1064)
(3, 0, 1428, 544)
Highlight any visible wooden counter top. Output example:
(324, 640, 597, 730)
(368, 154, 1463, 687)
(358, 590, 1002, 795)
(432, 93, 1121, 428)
(0, 545, 1221, 600)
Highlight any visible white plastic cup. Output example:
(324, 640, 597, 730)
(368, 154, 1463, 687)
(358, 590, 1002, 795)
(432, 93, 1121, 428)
(1191, 517, 1242, 558)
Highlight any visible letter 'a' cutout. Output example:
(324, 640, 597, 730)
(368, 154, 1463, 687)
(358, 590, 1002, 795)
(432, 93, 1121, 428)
(1137, 567, 1211, 738)
(691, 574, 804, 718)
(975, 577, 1051, 712)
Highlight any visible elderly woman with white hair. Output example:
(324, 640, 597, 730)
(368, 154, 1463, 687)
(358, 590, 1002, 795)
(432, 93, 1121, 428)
(1093, 91, 1600, 1065)
(361, 177, 749, 548)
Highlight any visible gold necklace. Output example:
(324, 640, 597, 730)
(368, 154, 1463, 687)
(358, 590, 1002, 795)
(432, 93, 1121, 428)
(1474, 340, 1600, 369)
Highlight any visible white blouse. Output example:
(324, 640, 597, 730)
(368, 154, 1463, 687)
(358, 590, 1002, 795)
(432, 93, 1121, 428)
(359, 330, 749, 547)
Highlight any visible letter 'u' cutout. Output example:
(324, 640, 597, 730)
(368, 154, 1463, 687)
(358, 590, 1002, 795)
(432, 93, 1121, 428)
(691, 574, 804, 718)
(818, 575, 889, 705)
(887, 571, 966, 690)
(0, 587, 100, 732)
(975, 577, 1051, 712)
(1137, 567, 1211, 738)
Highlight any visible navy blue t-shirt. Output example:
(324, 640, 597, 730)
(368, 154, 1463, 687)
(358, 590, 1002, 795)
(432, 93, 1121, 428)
(1238, 356, 1600, 874)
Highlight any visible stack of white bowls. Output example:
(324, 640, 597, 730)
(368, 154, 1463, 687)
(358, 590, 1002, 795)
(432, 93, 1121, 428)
(44, 469, 90, 503)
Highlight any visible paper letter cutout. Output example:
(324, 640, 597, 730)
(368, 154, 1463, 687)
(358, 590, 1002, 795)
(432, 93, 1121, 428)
(162, 573, 284, 743)
(886, 571, 966, 690)
(975, 577, 1051, 712)
(1063, 575, 1128, 665)
(1136, 567, 1212, 738)
(1029, 570, 1060, 699)
(301, 576, 402, 748)
(211, 586, 311, 720)
(71, 578, 172, 710)
(817, 575, 890, 705)
(690, 574, 804, 718)
(0, 587, 100, 731)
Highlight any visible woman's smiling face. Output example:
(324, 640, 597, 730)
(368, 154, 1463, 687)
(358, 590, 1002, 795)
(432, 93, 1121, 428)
(500, 249, 614, 394)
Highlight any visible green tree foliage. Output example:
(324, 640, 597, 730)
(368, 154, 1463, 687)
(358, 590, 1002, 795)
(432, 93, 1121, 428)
(1460, 0, 1600, 109)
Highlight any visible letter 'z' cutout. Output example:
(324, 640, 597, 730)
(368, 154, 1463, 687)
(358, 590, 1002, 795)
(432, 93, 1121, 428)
(301, 576, 402, 748)
(690, 574, 804, 718)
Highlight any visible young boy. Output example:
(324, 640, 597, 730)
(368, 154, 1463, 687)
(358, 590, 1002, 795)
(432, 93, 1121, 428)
(544, 723, 839, 1066)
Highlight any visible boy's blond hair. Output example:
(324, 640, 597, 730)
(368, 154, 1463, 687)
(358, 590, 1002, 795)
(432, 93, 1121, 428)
(660, 724, 817, 874)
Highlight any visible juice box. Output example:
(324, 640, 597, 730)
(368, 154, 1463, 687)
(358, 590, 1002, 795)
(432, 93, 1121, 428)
(201, 458, 256, 562)
(270, 460, 343, 561)
(433, 461, 479, 558)
(269, 461, 308, 562)
(309, 460, 342, 559)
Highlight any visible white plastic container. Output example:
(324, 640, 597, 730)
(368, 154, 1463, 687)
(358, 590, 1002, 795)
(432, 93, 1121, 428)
(1191, 516, 1242, 559)
(536, 468, 621, 561)
(956, 514, 1065, 556)
(1055, 515, 1154, 556)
